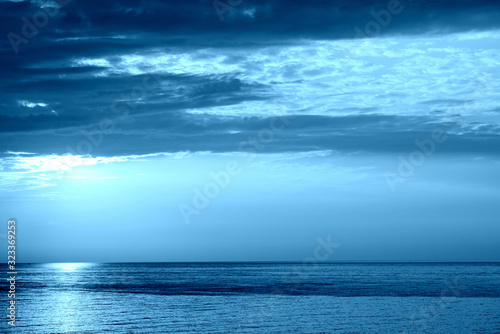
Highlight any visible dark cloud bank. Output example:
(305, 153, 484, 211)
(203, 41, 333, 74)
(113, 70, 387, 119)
(1, 0, 499, 158)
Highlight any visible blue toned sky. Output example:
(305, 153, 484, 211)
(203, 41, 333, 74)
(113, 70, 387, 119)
(0, 0, 499, 262)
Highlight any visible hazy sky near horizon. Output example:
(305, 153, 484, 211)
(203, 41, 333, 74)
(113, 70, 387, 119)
(1, 0, 499, 262)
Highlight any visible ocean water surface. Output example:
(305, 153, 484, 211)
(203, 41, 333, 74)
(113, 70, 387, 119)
(2, 262, 500, 333)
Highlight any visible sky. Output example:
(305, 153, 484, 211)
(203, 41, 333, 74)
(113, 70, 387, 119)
(1, 0, 499, 262)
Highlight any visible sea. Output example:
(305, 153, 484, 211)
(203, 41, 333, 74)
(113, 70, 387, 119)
(2, 262, 500, 333)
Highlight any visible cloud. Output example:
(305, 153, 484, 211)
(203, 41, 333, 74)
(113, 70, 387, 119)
(0, 1, 499, 163)
(0, 151, 192, 191)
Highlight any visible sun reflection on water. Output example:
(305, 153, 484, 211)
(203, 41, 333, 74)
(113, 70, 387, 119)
(50, 262, 95, 272)
(40, 263, 99, 332)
